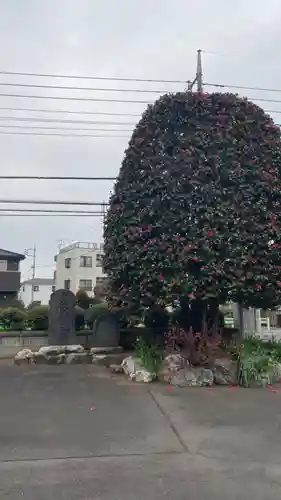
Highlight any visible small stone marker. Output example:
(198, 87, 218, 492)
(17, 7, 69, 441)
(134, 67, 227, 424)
(92, 312, 120, 347)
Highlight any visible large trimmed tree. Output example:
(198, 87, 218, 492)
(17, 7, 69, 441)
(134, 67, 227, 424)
(104, 92, 281, 331)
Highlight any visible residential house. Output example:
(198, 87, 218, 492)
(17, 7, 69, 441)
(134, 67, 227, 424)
(19, 278, 55, 307)
(54, 242, 107, 296)
(0, 248, 25, 307)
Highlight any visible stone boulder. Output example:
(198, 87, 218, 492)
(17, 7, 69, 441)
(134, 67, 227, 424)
(212, 358, 238, 386)
(14, 349, 34, 365)
(170, 367, 214, 387)
(38, 345, 84, 356)
(121, 355, 156, 383)
(157, 353, 188, 383)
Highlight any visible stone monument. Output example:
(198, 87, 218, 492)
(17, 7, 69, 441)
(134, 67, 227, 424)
(48, 289, 76, 345)
(92, 312, 120, 347)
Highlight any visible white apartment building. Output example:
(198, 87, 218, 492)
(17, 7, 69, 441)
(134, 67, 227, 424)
(54, 242, 107, 297)
(19, 278, 55, 306)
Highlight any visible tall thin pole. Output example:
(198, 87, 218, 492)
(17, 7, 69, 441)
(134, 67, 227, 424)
(196, 49, 203, 92)
(31, 244, 36, 303)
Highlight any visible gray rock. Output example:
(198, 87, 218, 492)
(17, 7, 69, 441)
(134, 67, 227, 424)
(212, 358, 238, 385)
(32, 352, 49, 364)
(90, 346, 123, 355)
(38, 345, 65, 356)
(64, 345, 84, 354)
(197, 368, 214, 387)
(38, 345, 84, 356)
(110, 364, 123, 373)
(92, 354, 108, 365)
(47, 354, 66, 365)
(121, 356, 156, 383)
(65, 353, 92, 364)
(14, 349, 34, 365)
(170, 367, 214, 387)
(158, 353, 188, 383)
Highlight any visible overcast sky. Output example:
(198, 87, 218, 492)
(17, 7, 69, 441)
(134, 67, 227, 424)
(0, 0, 280, 280)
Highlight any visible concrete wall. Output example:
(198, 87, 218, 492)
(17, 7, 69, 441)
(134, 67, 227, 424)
(0, 331, 91, 359)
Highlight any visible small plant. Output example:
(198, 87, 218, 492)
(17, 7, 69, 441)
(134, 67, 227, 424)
(165, 327, 223, 365)
(135, 336, 163, 373)
(232, 336, 281, 387)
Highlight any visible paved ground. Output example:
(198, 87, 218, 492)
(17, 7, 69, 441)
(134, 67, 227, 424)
(1, 363, 281, 499)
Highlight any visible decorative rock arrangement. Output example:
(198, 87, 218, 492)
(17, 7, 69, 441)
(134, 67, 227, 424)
(115, 353, 238, 386)
(121, 356, 157, 383)
(14, 345, 125, 366)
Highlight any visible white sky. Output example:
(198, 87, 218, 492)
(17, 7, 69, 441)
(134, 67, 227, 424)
(0, 0, 281, 279)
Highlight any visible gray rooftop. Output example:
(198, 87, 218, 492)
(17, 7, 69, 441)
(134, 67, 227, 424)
(21, 278, 54, 286)
(0, 248, 25, 260)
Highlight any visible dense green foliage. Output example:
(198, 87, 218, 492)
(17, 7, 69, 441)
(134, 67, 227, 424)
(104, 92, 281, 322)
(0, 307, 26, 330)
(26, 305, 49, 330)
(232, 336, 281, 387)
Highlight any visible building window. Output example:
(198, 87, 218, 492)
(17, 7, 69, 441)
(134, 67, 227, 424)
(80, 256, 92, 267)
(7, 260, 19, 271)
(33, 285, 39, 292)
(64, 279, 71, 290)
(96, 276, 107, 285)
(52, 285, 56, 293)
(22, 286, 25, 292)
(96, 254, 103, 267)
(79, 279, 92, 291)
(65, 258, 71, 269)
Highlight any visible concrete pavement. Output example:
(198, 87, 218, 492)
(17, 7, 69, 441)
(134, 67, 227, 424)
(1, 363, 281, 499)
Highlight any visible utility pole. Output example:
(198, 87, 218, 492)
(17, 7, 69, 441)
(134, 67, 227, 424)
(24, 245, 36, 302)
(186, 49, 203, 92)
(196, 49, 203, 92)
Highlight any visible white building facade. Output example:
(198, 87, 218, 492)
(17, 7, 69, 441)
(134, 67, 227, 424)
(19, 278, 55, 306)
(54, 242, 107, 297)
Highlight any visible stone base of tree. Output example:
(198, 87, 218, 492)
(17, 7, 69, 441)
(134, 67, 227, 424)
(14, 345, 126, 367)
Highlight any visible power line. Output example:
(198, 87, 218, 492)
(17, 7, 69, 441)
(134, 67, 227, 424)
(204, 82, 281, 93)
(0, 90, 281, 106)
(0, 116, 136, 125)
(0, 131, 128, 138)
(0, 198, 107, 205)
(0, 124, 132, 133)
(0, 208, 105, 213)
(0, 106, 141, 117)
(0, 176, 116, 181)
(0, 69, 189, 84)
(0, 92, 151, 104)
(0, 81, 174, 94)
(0, 213, 103, 217)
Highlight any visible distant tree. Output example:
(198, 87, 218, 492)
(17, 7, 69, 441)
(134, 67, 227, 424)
(76, 289, 90, 309)
(104, 92, 281, 332)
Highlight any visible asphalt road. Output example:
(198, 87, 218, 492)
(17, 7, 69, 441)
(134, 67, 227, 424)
(1, 363, 281, 499)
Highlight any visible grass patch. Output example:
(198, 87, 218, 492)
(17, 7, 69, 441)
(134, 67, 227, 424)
(134, 337, 164, 373)
(231, 335, 281, 387)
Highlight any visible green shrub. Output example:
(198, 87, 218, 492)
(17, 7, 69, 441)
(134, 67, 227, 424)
(232, 336, 281, 387)
(75, 305, 86, 330)
(0, 307, 26, 330)
(27, 305, 49, 330)
(84, 302, 108, 327)
(135, 337, 163, 373)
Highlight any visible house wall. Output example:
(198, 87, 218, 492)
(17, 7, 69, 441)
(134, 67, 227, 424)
(19, 284, 54, 306)
(54, 242, 106, 297)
